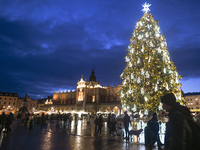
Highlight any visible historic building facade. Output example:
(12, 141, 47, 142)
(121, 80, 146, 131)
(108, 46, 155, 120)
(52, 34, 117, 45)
(41, 68, 123, 115)
(0, 92, 38, 113)
(17, 96, 38, 112)
(0, 92, 18, 111)
(184, 92, 200, 113)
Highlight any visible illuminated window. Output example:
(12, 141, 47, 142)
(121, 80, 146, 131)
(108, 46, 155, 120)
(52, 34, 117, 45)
(92, 96, 95, 102)
(78, 92, 83, 101)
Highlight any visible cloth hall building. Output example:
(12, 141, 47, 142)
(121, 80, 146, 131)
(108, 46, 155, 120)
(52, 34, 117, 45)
(40, 68, 123, 115)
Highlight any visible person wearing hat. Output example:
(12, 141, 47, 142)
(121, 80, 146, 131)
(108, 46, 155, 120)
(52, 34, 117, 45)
(161, 93, 193, 150)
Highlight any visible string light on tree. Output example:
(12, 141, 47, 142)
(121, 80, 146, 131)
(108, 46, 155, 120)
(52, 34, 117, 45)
(120, 2, 185, 112)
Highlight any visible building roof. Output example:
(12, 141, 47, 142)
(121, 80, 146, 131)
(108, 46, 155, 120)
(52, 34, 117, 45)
(0, 92, 18, 97)
(184, 92, 200, 96)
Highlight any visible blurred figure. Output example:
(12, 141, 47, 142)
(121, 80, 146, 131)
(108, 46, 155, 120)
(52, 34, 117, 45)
(63, 113, 68, 128)
(97, 114, 104, 135)
(147, 113, 163, 150)
(0, 112, 7, 131)
(75, 114, 79, 127)
(87, 113, 90, 124)
(28, 114, 34, 129)
(94, 114, 98, 134)
(110, 114, 117, 136)
(68, 114, 73, 129)
(107, 113, 111, 134)
(196, 114, 200, 126)
(123, 111, 132, 141)
(16, 112, 22, 126)
(4, 112, 14, 133)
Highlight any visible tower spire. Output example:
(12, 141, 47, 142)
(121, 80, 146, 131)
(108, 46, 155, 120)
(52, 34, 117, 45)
(89, 67, 96, 82)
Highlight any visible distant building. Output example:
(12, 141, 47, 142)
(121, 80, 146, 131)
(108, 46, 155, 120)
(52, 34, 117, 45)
(17, 96, 38, 112)
(0, 92, 38, 113)
(40, 68, 123, 115)
(0, 92, 18, 111)
(184, 92, 200, 113)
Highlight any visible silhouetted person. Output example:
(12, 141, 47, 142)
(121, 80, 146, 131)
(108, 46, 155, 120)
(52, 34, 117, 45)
(5, 112, 14, 133)
(16, 112, 22, 126)
(68, 114, 73, 129)
(75, 114, 79, 127)
(107, 113, 111, 134)
(0, 112, 7, 131)
(123, 111, 132, 141)
(97, 114, 104, 135)
(110, 114, 117, 136)
(94, 114, 98, 134)
(161, 93, 193, 150)
(147, 113, 163, 150)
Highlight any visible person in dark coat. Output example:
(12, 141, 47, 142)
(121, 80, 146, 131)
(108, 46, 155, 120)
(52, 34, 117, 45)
(110, 114, 117, 136)
(5, 112, 14, 132)
(161, 93, 193, 150)
(94, 115, 98, 134)
(0, 112, 7, 131)
(147, 113, 163, 150)
(107, 113, 111, 134)
(123, 111, 132, 140)
(97, 114, 104, 135)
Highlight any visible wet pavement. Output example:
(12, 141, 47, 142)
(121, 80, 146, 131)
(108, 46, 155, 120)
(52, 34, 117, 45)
(0, 119, 164, 150)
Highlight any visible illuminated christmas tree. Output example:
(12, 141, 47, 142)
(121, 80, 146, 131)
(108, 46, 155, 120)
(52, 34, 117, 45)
(120, 3, 184, 113)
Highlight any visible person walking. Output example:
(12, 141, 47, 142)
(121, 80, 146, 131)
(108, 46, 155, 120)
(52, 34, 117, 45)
(63, 113, 68, 128)
(16, 112, 22, 126)
(87, 113, 90, 124)
(68, 114, 73, 129)
(110, 114, 117, 137)
(161, 93, 194, 150)
(147, 113, 163, 150)
(123, 111, 132, 141)
(97, 114, 104, 135)
(0, 112, 7, 131)
(107, 113, 111, 134)
(94, 114, 98, 134)
(4, 112, 14, 133)
(75, 114, 79, 127)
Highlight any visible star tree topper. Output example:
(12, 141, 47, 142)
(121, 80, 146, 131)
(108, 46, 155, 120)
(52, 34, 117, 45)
(142, 2, 151, 13)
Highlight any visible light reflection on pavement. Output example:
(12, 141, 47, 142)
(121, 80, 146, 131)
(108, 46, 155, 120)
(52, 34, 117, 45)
(0, 119, 163, 150)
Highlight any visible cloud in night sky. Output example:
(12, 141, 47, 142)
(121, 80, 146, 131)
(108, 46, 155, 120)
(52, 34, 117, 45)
(0, 0, 200, 99)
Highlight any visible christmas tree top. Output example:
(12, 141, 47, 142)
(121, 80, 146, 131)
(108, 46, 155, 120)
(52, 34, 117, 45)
(142, 2, 151, 14)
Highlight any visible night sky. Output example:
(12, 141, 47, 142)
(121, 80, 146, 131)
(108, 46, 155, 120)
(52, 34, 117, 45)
(0, 0, 200, 100)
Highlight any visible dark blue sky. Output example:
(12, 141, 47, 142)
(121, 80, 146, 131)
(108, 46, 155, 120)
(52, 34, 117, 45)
(0, 0, 200, 99)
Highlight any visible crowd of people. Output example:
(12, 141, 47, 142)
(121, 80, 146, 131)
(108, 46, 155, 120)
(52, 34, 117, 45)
(0, 112, 14, 133)
(1, 93, 200, 150)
